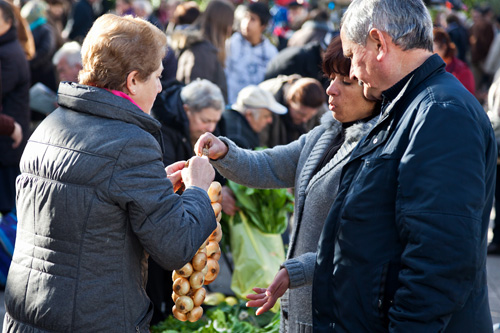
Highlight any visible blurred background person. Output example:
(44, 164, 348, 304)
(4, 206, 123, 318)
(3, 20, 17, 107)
(287, 8, 334, 48)
(197, 36, 379, 332)
(133, 0, 163, 31)
(433, 27, 475, 95)
(264, 36, 332, 92)
(0, 0, 30, 215)
(21, 0, 58, 92)
(148, 78, 225, 324)
(28, 41, 81, 123)
(165, 0, 198, 33)
(63, 0, 99, 43)
(259, 76, 326, 148)
(171, 0, 234, 102)
(222, 84, 287, 150)
(3, 14, 217, 331)
(53, 40, 82, 83)
(445, 12, 469, 64)
(225, 1, 277, 105)
(114, 0, 134, 16)
(469, 5, 495, 102)
(0, 66, 23, 149)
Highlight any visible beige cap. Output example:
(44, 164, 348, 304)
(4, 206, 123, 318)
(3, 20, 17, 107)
(232, 85, 287, 115)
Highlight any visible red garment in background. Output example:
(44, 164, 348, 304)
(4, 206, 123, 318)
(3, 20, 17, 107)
(446, 57, 476, 95)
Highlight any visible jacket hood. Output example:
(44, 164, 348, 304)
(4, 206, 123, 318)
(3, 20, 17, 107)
(151, 79, 190, 135)
(57, 82, 161, 134)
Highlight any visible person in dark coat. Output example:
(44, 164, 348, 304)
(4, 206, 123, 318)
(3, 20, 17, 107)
(65, 0, 97, 43)
(0, 62, 23, 147)
(21, 0, 58, 91)
(264, 39, 333, 91)
(148, 78, 225, 324)
(243, 0, 496, 332)
(0, 0, 31, 215)
(172, 0, 234, 102)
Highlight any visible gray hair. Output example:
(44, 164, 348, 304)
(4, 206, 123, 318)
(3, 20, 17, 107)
(180, 79, 225, 113)
(52, 41, 82, 67)
(341, 0, 433, 52)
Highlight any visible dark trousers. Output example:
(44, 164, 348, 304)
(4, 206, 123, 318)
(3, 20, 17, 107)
(146, 258, 174, 325)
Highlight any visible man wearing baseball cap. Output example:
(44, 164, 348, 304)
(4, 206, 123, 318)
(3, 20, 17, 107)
(221, 85, 287, 150)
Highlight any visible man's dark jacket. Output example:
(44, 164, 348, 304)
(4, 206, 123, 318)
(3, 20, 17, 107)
(312, 54, 496, 332)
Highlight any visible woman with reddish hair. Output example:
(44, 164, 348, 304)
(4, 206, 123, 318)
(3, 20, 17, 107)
(433, 27, 476, 95)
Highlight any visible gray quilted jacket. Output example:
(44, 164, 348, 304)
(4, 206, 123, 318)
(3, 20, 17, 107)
(3, 82, 216, 332)
(212, 112, 377, 333)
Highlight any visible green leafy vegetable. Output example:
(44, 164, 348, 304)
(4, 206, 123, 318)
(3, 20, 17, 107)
(225, 180, 294, 235)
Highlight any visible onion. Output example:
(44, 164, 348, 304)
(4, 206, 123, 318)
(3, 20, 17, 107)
(173, 277, 190, 295)
(209, 222, 222, 243)
(176, 262, 193, 278)
(187, 306, 204, 322)
(189, 271, 205, 289)
(205, 258, 220, 281)
(175, 295, 194, 313)
(172, 305, 187, 321)
(191, 252, 207, 271)
(207, 182, 222, 203)
(192, 287, 206, 307)
(206, 241, 220, 258)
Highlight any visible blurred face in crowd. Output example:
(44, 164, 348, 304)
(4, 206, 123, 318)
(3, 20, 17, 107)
(0, 8, 12, 36)
(186, 106, 222, 145)
(288, 101, 319, 125)
(246, 108, 273, 133)
(240, 11, 265, 45)
(56, 57, 82, 83)
(326, 73, 376, 123)
(130, 62, 163, 114)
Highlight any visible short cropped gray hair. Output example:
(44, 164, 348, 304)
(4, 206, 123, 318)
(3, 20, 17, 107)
(52, 41, 82, 67)
(180, 79, 225, 113)
(341, 0, 433, 52)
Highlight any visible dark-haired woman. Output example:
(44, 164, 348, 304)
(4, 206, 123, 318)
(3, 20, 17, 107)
(194, 36, 380, 333)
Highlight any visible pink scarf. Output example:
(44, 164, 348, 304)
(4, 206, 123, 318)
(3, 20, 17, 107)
(108, 89, 142, 111)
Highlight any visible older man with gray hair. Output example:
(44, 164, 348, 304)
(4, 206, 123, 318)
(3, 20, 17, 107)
(308, 0, 496, 332)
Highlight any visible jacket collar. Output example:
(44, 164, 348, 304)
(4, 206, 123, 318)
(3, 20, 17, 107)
(57, 82, 162, 135)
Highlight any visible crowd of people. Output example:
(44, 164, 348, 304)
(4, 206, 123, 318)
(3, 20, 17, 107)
(1, 0, 500, 331)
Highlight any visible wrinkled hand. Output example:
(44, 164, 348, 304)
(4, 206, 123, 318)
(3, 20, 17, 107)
(11, 122, 22, 149)
(221, 185, 239, 216)
(165, 161, 187, 192)
(194, 132, 228, 160)
(181, 156, 215, 191)
(246, 268, 290, 315)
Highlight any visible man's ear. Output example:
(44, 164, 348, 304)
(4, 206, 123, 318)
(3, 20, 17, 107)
(126, 70, 139, 95)
(369, 28, 389, 62)
(183, 104, 190, 114)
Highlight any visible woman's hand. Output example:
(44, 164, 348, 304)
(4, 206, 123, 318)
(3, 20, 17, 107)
(246, 268, 290, 315)
(11, 121, 23, 149)
(221, 185, 239, 216)
(166, 161, 187, 192)
(194, 133, 228, 160)
(181, 156, 215, 191)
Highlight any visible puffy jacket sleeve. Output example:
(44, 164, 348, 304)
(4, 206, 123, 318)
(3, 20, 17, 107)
(211, 134, 307, 189)
(389, 101, 496, 331)
(108, 136, 217, 271)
